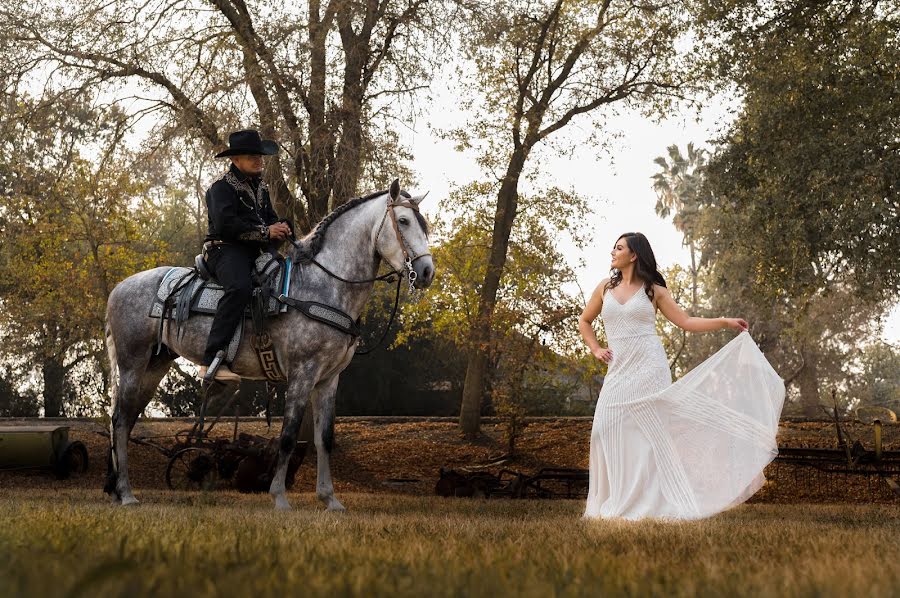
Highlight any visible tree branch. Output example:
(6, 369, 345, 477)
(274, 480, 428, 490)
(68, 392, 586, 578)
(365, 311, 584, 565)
(535, 0, 612, 110)
(12, 25, 222, 148)
(363, 0, 431, 90)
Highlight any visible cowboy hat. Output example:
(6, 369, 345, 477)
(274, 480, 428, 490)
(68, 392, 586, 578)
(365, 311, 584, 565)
(215, 129, 279, 158)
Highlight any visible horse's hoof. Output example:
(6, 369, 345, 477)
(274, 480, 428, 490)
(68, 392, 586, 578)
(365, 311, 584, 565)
(274, 495, 292, 511)
(325, 500, 346, 512)
(120, 496, 140, 507)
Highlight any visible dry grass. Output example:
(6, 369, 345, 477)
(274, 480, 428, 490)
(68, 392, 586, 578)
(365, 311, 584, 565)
(0, 489, 898, 597)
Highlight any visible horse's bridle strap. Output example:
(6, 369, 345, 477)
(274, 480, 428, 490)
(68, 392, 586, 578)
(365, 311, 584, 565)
(386, 197, 431, 265)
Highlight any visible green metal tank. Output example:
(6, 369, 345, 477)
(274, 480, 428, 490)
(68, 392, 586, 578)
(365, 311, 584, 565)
(0, 426, 71, 469)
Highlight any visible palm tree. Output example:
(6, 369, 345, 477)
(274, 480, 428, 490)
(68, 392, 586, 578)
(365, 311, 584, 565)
(652, 143, 711, 373)
(651, 142, 708, 310)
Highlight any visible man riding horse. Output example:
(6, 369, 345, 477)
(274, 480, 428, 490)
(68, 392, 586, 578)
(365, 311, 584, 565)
(199, 129, 293, 382)
(104, 130, 434, 508)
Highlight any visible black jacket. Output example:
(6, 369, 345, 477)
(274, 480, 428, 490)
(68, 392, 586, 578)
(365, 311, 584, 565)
(204, 164, 283, 246)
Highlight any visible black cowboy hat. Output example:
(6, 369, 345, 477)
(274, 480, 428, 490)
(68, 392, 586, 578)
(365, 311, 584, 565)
(214, 129, 279, 158)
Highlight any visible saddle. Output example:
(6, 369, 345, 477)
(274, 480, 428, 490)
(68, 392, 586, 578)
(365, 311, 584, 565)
(149, 252, 292, 320)
(149, 252, 294, 380)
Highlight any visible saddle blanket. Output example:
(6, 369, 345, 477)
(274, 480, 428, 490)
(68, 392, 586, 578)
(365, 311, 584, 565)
(148, 253, 293, 320)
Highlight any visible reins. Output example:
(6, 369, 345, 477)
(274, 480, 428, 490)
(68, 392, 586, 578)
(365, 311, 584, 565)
(303, 255, 399, 285)
(354, 274, 403, 356)
(279, 194, 429, 354)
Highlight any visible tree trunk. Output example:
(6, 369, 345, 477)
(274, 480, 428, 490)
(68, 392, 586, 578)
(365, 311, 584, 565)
(307, 0, 333, 224)
(333, 38, 366, 205)
(267, 159, 303, 229)
(459, 145, 529, 438)
(332, 2, 374, 207)
(41, 354, 66, 417)
(797, 346, 822, 418)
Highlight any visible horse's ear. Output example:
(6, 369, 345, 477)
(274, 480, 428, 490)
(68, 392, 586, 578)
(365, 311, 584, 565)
(389, 178, 400, 201)
(410, 191, 429, 206)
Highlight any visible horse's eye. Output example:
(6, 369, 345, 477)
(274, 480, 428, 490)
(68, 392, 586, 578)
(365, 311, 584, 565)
(398, 217, 409, 225)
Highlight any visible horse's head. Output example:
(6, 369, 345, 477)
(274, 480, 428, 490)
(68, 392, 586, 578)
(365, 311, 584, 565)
(374, 179, 435, 289)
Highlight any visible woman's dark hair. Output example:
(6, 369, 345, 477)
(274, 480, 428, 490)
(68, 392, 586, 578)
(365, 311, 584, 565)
(606, 232, 667, 300)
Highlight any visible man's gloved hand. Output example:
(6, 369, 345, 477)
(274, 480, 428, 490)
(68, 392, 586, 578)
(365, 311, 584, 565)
(267, 222, 292, 241)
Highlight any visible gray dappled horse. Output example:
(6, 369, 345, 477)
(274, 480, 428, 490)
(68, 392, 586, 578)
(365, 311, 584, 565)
(104, 180, 434, 510)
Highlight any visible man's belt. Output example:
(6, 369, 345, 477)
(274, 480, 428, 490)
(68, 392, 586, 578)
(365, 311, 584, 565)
(202, 240, 232, 261)
(202, 240, 229, 250)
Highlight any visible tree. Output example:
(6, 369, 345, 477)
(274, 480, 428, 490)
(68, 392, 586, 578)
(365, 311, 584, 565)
(0, 365, 39, 417)
(0, 95, 168, 415)
(0, 0, 448, 231)
(652, 144, 712, 376)
(693, 0, 900, 415)
(847, 341, 900, 412)
(453, 0, 697, 436)
(652, 143, 708, 309)
(400, 180, 602, 437)
(696, 0, 899, 296)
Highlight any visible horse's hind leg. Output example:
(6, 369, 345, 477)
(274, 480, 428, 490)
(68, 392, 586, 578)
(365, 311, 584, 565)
(107, 355, 173, 505)
(270, 374, 315, 511)
(313, 375, 344, 512)
(108, 366, 144, 505)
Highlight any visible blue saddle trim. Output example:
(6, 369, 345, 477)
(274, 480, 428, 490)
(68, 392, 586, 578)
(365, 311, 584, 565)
(282, 257, 292, 296)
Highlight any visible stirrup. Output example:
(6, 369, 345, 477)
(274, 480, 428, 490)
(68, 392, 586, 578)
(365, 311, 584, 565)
(200, 351, 240, 385)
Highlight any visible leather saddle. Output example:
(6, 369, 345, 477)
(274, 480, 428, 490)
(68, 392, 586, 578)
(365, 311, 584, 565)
(148, 252, 294, 373)
(149, 252, 293, 322)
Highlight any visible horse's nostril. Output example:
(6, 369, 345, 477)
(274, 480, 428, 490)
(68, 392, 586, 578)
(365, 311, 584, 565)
(424, 265, 434, 282)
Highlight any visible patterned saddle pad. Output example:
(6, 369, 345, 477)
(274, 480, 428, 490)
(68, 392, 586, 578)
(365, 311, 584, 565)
(149, 253, 293, 320)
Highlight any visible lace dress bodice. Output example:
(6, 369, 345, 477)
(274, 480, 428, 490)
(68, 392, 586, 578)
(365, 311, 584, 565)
(601, 287, 657, 340)
(599, 288, 671, 402)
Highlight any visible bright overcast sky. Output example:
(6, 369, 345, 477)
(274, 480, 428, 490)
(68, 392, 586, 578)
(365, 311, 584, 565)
(401, 77, 900, 344)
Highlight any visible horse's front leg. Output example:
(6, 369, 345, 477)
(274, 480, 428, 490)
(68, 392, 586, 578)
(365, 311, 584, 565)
(313, 374, 344, 512)
(270, 374, 315, 511)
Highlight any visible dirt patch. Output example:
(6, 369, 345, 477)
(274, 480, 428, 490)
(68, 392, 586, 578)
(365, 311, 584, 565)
(1, 418, 897, 503)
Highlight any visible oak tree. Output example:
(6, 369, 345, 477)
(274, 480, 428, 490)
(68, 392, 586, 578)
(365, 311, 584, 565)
(453, 0, 697, 436)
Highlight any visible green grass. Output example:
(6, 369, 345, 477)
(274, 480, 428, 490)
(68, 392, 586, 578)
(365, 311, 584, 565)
(1, 489, 898, 597)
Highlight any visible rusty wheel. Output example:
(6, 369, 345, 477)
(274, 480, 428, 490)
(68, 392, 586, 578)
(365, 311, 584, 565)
(166, 447, 219, 491)
(54, 441, 89, 479)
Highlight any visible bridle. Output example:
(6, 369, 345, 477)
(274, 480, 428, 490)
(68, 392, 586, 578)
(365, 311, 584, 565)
(281, 192, 432, 354)
(378, 195, 432, 292)
(295, 194, 431, 293)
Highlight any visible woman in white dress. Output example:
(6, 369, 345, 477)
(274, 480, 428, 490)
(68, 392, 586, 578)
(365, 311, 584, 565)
(579, 232, 784, 520)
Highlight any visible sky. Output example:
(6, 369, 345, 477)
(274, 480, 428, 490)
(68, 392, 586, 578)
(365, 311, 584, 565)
(400, 79, 900, 345)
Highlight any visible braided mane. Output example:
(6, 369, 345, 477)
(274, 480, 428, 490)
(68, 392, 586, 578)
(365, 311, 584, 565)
(294, 188, 409, 261)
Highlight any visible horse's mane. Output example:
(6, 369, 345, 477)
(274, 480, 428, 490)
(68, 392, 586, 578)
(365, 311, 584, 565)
(294, 188, 414, 261)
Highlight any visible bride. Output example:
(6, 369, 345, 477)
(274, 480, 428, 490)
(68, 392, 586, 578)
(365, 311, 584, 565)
(578, 232, 784, 520)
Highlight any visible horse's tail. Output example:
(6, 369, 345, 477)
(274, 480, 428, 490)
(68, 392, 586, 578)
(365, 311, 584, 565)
(105, 317, 119, 417)
(104, 312, 120, 496)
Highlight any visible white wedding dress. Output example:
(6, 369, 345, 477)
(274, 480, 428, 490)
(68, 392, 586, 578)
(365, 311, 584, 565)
(584, 288, 784, 521)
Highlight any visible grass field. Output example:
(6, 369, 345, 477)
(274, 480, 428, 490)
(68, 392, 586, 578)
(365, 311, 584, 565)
(1, 489, 898, 597)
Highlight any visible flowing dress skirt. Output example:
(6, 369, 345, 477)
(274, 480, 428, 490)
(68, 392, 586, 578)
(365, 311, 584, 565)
(584, 330, 784, 521)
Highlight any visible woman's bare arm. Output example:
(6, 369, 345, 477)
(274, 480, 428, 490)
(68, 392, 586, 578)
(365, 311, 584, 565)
(654, 285, 748, 333)
(579, 279, 613, 363)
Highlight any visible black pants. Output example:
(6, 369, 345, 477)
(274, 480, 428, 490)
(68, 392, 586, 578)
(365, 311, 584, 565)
(201, 243, 259, 365)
